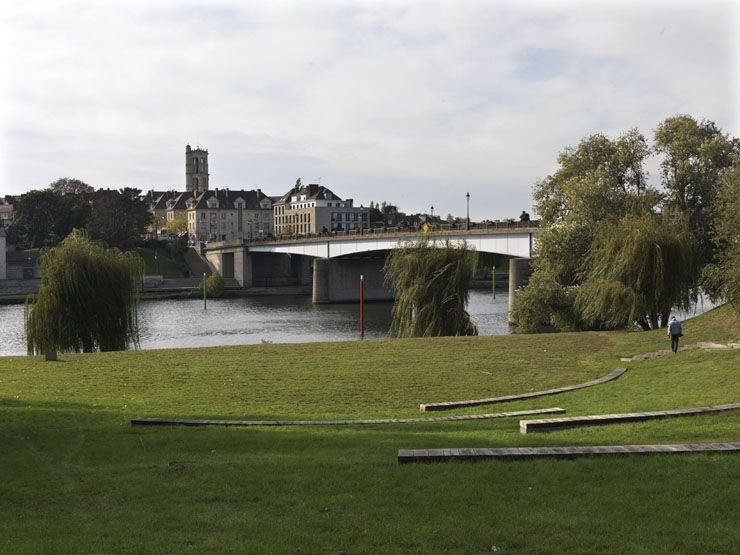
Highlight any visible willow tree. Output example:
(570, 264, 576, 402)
(702, 163, 740, 311)
(25, 230, 142, 354)
(384, 239, 478, 338)
(575, 214, 697, 330)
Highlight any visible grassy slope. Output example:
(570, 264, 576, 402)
(137, 247, 185, 278)
(0, 306, 738, 553)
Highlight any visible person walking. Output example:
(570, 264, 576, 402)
(668, 316, 683, 353)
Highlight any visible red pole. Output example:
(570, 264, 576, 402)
(359, 274, 365, 339)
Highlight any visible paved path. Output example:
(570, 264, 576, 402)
(131, 407, 565, 428)
(520, 402, 740, 433)
(419, 368, 627, 412)
(620, 341, 740, 362)
(397, 442, 740, 463)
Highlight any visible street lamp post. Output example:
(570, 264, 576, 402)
(466, 192, 470, 230)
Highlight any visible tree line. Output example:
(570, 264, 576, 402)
(8, 178, 151, 251)
(511, 114, 740, 332)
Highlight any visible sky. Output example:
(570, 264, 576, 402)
(1, 0, 738, 220)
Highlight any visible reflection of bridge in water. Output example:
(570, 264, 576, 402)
(202, 222, 540, 305)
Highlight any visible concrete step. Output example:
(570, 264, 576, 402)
(183, 248, 212, 278)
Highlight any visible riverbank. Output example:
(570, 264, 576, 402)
(0, 306, 737, 552)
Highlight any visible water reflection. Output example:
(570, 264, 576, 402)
(0, 290, 718, 357)
(0, 291, 511, 356)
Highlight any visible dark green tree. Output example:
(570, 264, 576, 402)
(49, 177, 94, 196)
(25, 231, 142, 354)
(384, 239, 478, 337)
(13, 189, 90, 248)
(87, 188, 151, 250)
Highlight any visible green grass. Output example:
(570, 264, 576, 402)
(137, 247, 186, 278)
(1, 305, 738, 553)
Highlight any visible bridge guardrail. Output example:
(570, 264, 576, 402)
(204, 220, 540, 250)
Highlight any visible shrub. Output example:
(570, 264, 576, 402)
(206, 272, 224, 298)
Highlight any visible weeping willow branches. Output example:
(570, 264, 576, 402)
(25, 230, 143, 354)
(384, 239, 478, 338)
(575, 214, 697, 330)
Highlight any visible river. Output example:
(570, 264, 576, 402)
(0, 290, 511, 356)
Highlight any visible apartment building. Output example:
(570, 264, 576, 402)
(273, 183, 369, 236)
(186, 188, 273, 242)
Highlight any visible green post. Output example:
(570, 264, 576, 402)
(203, 272, 207, 310)
(492, 266, 496, 299)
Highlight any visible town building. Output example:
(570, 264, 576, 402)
(0, 227, 6, 280)
(0, 196, 15, 229)
(145, 190, 181, 234)
(273, 183, 369, 236)
(186, 188, 273, 242)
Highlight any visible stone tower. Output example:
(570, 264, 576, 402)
(185, 144, 209, 193)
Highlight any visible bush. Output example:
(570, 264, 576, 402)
(206, 272, 224, 298)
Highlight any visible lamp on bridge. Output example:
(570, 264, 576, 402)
(466, 192, 470, 231)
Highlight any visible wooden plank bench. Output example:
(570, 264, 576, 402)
(519, 402, 740, 434)
(397, 442, 740, 463)
(419, 368, 627, 412)
(130, 407, 565, 428)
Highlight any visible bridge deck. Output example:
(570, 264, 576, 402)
(204, 222, 541, 251)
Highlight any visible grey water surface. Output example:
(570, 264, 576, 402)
(0, 290, 511, 356)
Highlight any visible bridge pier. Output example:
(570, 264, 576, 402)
(508, 257, 533, 321)
(312, 258, 393, 304)
(234, 250, 252, 287)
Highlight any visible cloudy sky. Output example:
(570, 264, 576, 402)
(1, 0, 738, 220)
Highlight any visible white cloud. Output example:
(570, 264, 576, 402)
(1, 0, 737, 219)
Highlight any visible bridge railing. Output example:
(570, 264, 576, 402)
(204, 220, 540, 250)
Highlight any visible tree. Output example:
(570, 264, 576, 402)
(25, 231, 142, 354)
(49, 177, 94, 196)
(654, 115, 738, 266)
(165, 215, 188, 236)
(513, 129, 659, 331)
(384, 239, 478, 337)
(575, 214, 697, 330)
(702, 163, 740, 311)
(87, 188, 151, 250)
(13, 190, 59, 247)
(13, 189, 90, 248)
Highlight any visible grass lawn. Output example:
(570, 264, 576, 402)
(137, 247, 186, 278)
(1, 305, 738, 553)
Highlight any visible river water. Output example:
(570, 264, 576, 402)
(0, 290, 511, 356)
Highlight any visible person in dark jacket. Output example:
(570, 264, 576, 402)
(668, 316, 683, 353)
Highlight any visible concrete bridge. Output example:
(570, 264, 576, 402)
(202, 223, 539, 304)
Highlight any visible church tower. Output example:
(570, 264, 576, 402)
(185, 144, 209, 193)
